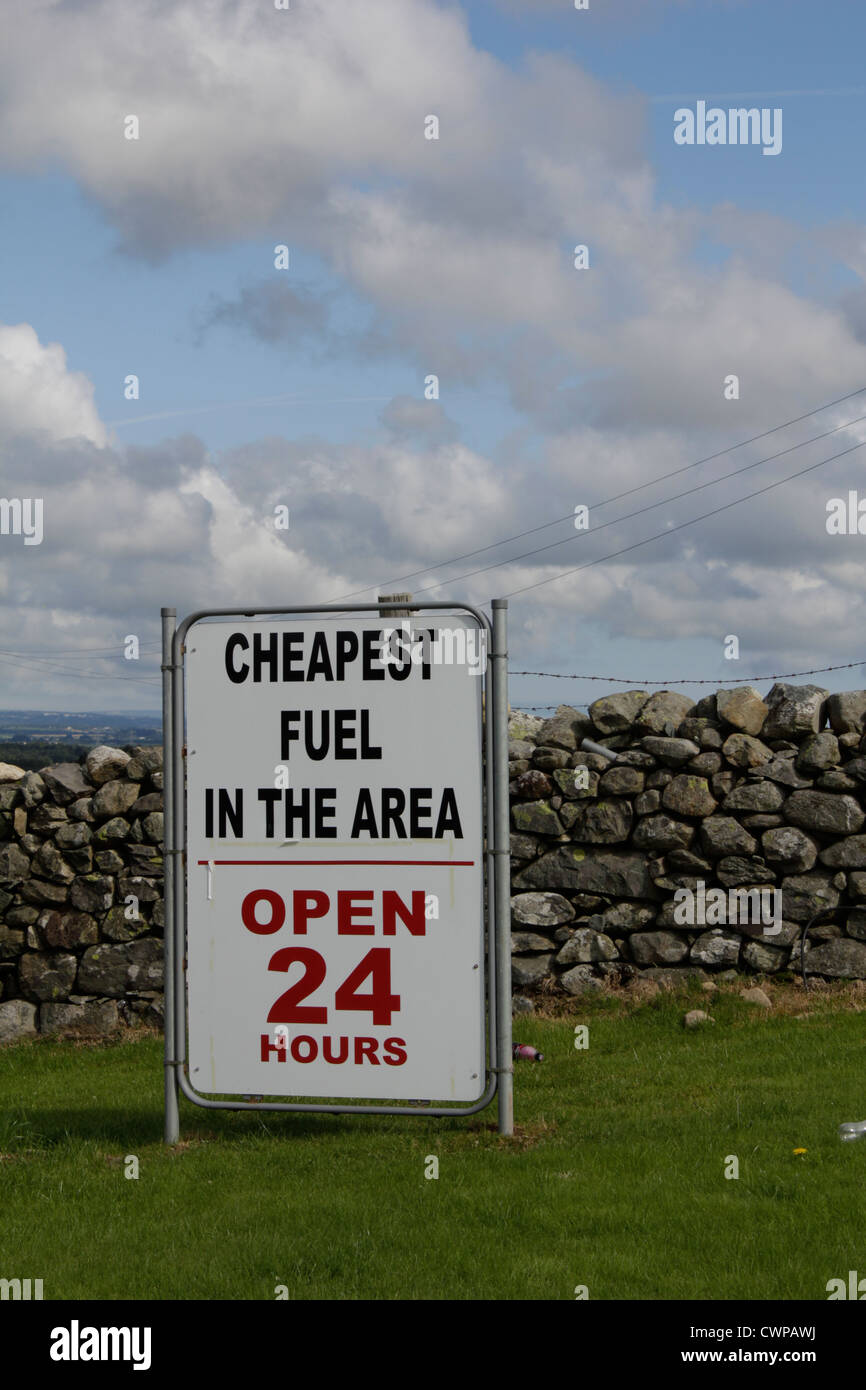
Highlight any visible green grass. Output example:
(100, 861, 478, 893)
(2, 984, 866, 1300)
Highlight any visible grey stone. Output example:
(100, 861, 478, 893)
(508, 711, 543, 740)
(510, 833, 539, 861)
(91, 779, 141, 819)
(531, 748, 571, 773)
(763, 683, 829, 739)
(85, 746, 132, 785)
(815, 769, 858, 792)
(762, 826, 818, 872)
(716, 856, 776, 888)
(690, 930, 742, 968)
(827, 690, 866, 736)
(612, 750, 656, 770)
(629, 931, 689, 966)
(509, 739, 536, 762)
(819, 836, 866, 869)
(600, 902, 656, 933)
(0, 999, 38, 1042)
(511, 769, 553, 802)
(535, 706, 592, 751)
(18, 771, 46, 808)
(641, 736, 701, 765)
(0, 926, 25, 959)
(588, 690, 649, 735)
(29, 803, 68, 832)
(513, 846, 657, 899)
(552, 767, 599, 801)
(742, 940, 789, 972)
(797, 732, 841, 774)
(679, 717, 719, 743)
(722, 781, 784, 813)
(19, 879, 68, 906)
(77, 943, 130, 996)
(0, 843, 30, 884)
(126, 745, 163, 772)
(69, 875, 114, 913)
(569, 799, 633, 844)
(741, 815, 784, 831)
(634, 790, 660, 816)
(0, 761, 25, 783)
(40, 999, 122, 1037)
(721, 733, 773, 768)
(684, 1009, 714, 1029)
(34, 842, 74, 885)
(512, 931, 556, 953)
(93, 816, 132, 843)
(40, 762, 92, 804)
(688, 752, 722, 777)
(752, 755, 812, 789)
(511, 891, 575, 929)
(559, 964, 604, 996)
(127, 939, 163, 991)
(37, 910, 99, 949)
(633, 691, 695, 736)
(784, 791, 864, 835)
(662, 775, 717, 818)
(632, 814, 694, 851)
(511, 953, 554, 988)
(740, 986, 772, 1009)
(511, 801, 563, 836)
(68, 796, 95, 822)
(511, 995, 535, 1015)
(779, 873, 839, 922)
(700, 818, 757, 859)
(54, 821, 92, 850)
(716, 687, 769, 736)
(599, 766, 644, 797)
(805, 938, 866, 979)
(555, 928, 617, 965)
(19, 951, 77, 1001)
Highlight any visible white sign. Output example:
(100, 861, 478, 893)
(184, 615, 486, 1101)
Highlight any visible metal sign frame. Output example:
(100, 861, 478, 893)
(161, 600, 512, 1140)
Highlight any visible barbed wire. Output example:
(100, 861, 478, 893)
(510, 659, 866, 686)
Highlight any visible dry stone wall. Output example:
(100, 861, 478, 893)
(0, 744, 164, 1042)
(2, 681, 866, 1041)
(509, 682, 866, 1000)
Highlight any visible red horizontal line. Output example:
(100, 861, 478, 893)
(196, 859, 475, 867)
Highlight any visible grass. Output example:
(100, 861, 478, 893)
(2, 978, 866, 1300)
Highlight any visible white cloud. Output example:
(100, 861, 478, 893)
(0, 323, 108, 447)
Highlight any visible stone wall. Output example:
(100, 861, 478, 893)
(0, 745, 164, 1042)
(508, 683, 866, 999)
(2, 680, 866, 1042)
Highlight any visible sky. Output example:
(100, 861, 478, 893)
(2, 0, 866, 715)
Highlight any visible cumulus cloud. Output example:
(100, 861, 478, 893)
(0, 323, 108, 448)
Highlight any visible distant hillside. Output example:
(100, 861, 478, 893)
(0, 742, 94, 771)
(0, 710, 161, 749)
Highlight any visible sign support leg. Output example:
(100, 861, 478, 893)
(492, 599, 513, 1136)
(161, 607, 179, 1144)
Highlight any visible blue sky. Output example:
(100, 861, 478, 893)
(2, 0, 866, 714)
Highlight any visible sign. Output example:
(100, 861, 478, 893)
(183, 614, 486, 1102)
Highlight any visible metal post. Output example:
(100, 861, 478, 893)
(161, 607, 179, 1144)
(491, 599, 513, 1136)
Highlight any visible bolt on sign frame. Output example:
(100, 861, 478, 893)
(161, 601, 513, 1141)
